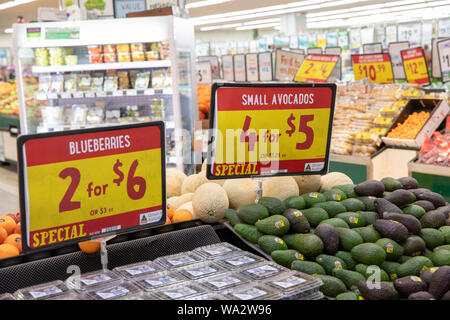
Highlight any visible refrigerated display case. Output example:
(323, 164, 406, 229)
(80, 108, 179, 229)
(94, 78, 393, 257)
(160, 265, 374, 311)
(13, 16, 198, 172)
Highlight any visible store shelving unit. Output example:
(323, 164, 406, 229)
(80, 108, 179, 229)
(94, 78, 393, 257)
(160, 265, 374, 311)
(13, 16, 198, 172)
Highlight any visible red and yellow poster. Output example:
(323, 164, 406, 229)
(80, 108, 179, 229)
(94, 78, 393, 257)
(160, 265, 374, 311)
(401, 47, 430, 85)
(294, 54, 339, 83)
(352, 53, 394, 83)
(19, 123, 165, 251)
(207, 84, 336, 179)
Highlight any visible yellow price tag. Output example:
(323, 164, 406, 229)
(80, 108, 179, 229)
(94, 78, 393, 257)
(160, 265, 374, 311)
(401, 47, 430, 85)
(208, 84, 336, 178)
(19, 124, 165, 251)
(352, 53, 394, 83)
(295, 54, 339, 83)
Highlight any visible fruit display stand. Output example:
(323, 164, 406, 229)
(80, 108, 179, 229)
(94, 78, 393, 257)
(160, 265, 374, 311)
(329, 153, 373, 184)
(408, 159, 450, 202)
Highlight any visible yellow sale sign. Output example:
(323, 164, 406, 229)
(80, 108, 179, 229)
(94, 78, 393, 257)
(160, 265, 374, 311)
(401, 47, 430, 85)
(207, 84, 336, 179)
(295, 54, 339, 83)
(18, 123, 165, 251)
(352, 53, 394, 83)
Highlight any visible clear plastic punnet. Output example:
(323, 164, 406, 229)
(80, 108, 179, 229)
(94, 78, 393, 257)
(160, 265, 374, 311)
(113, 261, 163, 280)
(152, 282, 208, 300)
(14, 280, 70, 300)
(0, 293, 16, 300)
(193, 242, 242, 260)
(186, 293, 229, 300)
(197, 273, 250, 292)
(44, 291, 84, 300)
(239, 261, 288, 281)
(223, 284, 283, 300)
(132, 270, 188, 291)
(154, 251, 203, 269)
(86, 282, 143, 300)
(177, 261, 225, 281)
(66, 269, 123, 293)
(216, 252, 266, 270)
(263, 271, 323, 299)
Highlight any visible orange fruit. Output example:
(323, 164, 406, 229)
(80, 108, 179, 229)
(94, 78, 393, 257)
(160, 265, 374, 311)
(0, 227, 7, 244)
(0, 243, 19, 259)
(78, 240, 101, 254)
(4, 234, 22, 253)
(14, 222, 21, 235)
(167, 204, 175, 220)
(0, 216, 16, 235)
(172, 209, 194, 223)
(164, 217, 171, 225)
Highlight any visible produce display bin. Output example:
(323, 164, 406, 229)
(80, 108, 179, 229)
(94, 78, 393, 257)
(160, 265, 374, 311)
(408, 158, 450, 202)
(382, 99, 449, 149)
(329, 153, 372, 184)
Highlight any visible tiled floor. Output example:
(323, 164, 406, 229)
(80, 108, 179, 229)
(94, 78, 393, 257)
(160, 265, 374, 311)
(0, 163, 19, 214)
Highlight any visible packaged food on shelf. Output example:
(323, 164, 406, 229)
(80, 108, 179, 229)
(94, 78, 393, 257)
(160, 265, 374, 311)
(134, 71, 150, 89)
(151, 98, 165, 121)
(152, 69, 166, 88)
(152, 283, 208, 300)
(50, 74, 64, 93)
(38, 75, 51, 93)
(44, 291, 84, 300)
(103, 44, 116, 54)
(14, 280, 70, 300)
(66, 269, 123, 293)
(118, 71, 130, 89)
(64, 55, 78, 65)
(35, 48, 49, 58)
(77, 73, 91, 91)
(70, 104, 88, 125)
(64, 74, 77, 92)
(62, 47, 74, 56)
(145, 50, 160, 61)
(223, 284, 283, 300)
(105, 109, 121, 122)
(133, 270, 188, 291)
(35, 56, 49, 66)
(88, 46, 102, 56)
(418, 131, 450, 167)
(48, 47, 63, 57)
(116, 44, 130, 53)
(103, 53, 117, 63)
(154, 251, 203, 269)
(118, 52, 131, 63)
(193, 242, 242, 260)
(131, 52, 145, 62)
(113, 261, 163, 280)
(49, 56, 64, 66)
(41, 106, 65, 126)
(165, 70, 172, 87)
(130, 43, 144, 53)
(129, 70, 139, 88)
(91, 72, 104, 92)
(86, 104, 105, 124)
(88, 54, 103, 64)
(103, 75, 118, 91)
(86, 282, 143, 300)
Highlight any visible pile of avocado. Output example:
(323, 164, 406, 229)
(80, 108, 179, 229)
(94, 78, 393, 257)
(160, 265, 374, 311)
(225, 176, 450, 300)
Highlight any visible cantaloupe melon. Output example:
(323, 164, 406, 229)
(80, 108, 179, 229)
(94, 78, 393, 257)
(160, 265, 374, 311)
(320, 172, 353, 192)
(223, 178, 258, 209)
(174, 193, 194, 208)
(192, 183, 229, 223)
(178, 201, 193, 214)
(262, 176, 299, 200)
(181, 172, 209, 194)
(166, 169, 187, 198)
(293, 175, 322, 194)
(167, 196, 180, 210)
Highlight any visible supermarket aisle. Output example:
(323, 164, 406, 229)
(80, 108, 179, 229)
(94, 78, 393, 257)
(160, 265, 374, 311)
(0, 164, 19, 214)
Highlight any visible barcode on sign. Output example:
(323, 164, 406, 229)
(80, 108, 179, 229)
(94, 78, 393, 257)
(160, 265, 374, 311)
(102, 226, 121, 233)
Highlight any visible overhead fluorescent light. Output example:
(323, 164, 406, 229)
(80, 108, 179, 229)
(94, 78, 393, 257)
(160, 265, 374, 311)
(191, 0, 370, 26)
(186, 0, 231, 9)
(4, 28, 13, 33)
(199, 18, 280, 31)
(0, 0, 36, 11)
(236, 23, 280, 31)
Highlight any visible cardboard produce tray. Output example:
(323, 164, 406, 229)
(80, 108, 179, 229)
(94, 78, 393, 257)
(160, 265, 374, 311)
(381, 99, 449, 149)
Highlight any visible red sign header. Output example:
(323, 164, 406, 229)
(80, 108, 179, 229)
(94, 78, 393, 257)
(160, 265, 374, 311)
(352, 53, 391, 64)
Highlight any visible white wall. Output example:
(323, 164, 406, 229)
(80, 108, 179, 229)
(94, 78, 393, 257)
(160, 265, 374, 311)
(0, 34, 12, 48)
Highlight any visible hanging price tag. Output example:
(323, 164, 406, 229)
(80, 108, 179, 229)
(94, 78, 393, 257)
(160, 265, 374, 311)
(207, 83, 336, 179)
(352, 53, 394, 83)
(18, 122, 166, 252)
(294, 54, 339, 83)
(437, 39, 450, 83)
(401, 47, 430, 85)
